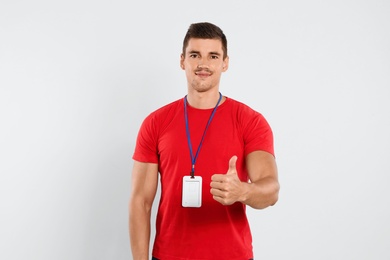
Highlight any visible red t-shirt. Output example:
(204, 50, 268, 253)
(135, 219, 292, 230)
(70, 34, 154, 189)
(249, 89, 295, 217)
(133, 97, 274, 260)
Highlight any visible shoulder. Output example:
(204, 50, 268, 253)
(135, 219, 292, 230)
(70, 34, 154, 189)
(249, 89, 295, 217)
(150, 98, 182, 116)
(139, 98, 183, 133)
(224, 97, 264, 118)
(224, 97, 271, 131)
(224, 97, 274, 155)
(144, 98, 183, 122)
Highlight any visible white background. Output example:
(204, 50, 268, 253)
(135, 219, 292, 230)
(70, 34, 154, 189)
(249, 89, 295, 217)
(1, 0, 389, 259)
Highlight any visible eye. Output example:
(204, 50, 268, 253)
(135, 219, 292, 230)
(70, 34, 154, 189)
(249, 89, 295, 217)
(211, 55, 219, 59)
(189, 53, 198, 58)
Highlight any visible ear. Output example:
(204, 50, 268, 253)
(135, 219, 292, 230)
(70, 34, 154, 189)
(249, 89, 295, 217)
(180, 54, 185, 70)
(222, 56, 229, 72)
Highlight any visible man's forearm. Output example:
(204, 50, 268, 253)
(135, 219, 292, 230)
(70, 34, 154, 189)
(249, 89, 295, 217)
(240, 177, 279, 209)
(129, 201, 152, 260)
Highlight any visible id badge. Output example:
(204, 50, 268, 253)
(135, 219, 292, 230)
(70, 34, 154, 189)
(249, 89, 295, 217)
(182, 176, 202, 208)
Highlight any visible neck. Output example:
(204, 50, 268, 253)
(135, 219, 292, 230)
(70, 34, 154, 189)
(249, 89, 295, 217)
(186, 90, 225, 109)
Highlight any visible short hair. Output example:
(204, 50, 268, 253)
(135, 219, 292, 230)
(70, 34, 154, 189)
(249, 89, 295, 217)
(182, 22, 228, 59)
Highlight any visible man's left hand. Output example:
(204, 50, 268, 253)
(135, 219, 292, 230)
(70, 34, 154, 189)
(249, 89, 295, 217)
(210, 156, 246, 205)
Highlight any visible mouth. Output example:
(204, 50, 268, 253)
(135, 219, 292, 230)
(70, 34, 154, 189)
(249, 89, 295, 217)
(195, 70, 212, 78)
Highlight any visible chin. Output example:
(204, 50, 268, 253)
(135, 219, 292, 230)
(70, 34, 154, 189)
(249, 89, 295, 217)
(191, 83, 214, 93)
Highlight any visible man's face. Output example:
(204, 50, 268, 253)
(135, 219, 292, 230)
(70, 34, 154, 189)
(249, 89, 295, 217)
(180, 38, 229, 93)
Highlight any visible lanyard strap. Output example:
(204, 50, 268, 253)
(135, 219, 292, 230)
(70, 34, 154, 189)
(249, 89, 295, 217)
(184, 92, 222, 178)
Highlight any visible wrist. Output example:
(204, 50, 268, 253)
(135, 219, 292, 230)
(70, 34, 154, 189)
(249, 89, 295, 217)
(238, 182, 250, 204)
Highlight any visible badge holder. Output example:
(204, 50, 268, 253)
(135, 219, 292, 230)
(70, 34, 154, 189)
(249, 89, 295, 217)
(182, 176, 202, 208)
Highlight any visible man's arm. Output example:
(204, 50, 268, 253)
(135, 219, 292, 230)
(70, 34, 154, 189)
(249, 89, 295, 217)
(129, 161, 159, 260)
(210, 150, 279, 209)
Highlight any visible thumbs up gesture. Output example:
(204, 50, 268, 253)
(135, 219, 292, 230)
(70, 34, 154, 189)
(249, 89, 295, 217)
(210, 156, 245, 205)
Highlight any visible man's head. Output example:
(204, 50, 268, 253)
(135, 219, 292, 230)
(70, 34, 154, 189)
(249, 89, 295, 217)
(182, 22, 228, 60)
(180, 22, 229, 95)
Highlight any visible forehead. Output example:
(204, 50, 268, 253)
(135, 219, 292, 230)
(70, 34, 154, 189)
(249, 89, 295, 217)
(185, 38, 223, 54)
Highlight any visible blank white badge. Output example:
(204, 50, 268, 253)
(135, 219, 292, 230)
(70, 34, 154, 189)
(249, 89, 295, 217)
(182, 176, 202, 208)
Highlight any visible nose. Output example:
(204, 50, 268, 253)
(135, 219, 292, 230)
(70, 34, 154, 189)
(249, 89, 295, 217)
(197, 61, 208, 69)
(197, 57, 209, 68)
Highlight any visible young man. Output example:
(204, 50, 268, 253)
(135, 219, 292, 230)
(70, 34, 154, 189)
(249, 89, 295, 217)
(129, 22, 279, 260)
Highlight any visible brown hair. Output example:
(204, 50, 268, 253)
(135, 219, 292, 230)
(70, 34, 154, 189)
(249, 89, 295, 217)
(182, 22, 228, 59)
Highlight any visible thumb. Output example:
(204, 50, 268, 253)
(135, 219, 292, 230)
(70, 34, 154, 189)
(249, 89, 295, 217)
(227, 155, 238, 175)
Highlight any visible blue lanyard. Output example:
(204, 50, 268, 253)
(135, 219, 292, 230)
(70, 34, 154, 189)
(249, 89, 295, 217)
(184, 92, 222, 178)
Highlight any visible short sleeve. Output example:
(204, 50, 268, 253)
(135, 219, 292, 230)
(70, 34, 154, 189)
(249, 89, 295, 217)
(242, 110, 274, 157)
(132, 113, 159, 163)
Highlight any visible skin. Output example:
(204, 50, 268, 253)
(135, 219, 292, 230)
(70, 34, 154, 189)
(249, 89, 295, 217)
(129, 38, 280, 260)
(129, 162, 158, 260)
(210, 153, 279, 209)
(180, 38, 229, 109)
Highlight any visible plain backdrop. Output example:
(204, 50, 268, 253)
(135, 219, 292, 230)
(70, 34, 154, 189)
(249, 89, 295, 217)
(1, 0, 389, 259)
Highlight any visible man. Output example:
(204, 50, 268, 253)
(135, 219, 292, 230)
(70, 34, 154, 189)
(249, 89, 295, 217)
(129, 22, 279, 260)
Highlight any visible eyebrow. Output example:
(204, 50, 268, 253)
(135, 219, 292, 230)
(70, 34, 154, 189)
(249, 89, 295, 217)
(209, 51, 222, 56)
(187, 50, 222, 56)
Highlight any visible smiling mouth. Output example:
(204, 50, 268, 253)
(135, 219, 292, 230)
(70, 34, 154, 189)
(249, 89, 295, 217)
(195, 70, 212, 77)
